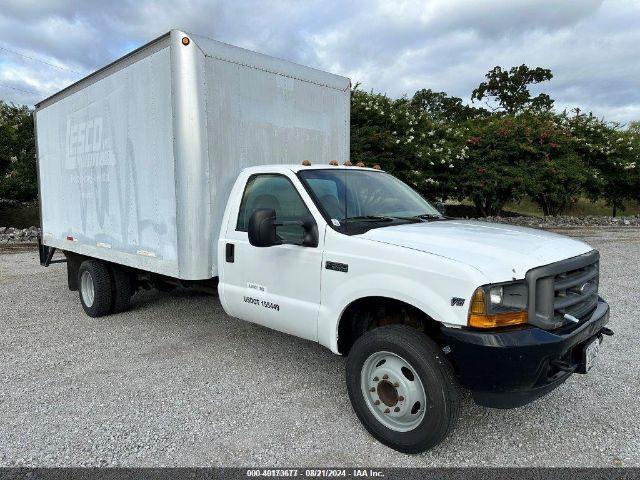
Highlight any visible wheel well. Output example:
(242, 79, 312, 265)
(337, 296, 444, 355)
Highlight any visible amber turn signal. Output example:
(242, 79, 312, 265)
(467, 287, 528, 328)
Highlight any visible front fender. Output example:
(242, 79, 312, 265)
(318, 229, 488, 354)
(318, 272, 474, 354)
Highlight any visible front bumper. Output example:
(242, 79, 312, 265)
(441, 299, 610, 409)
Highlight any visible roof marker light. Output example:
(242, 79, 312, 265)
(373, 164, 382, 170)
(356, 162, 366, 167)
(343, 160, 353, 166)
(329, 160, 338, 166)
(301, 159, 311, 166)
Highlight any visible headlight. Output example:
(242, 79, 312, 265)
(468, 281, 528, 328)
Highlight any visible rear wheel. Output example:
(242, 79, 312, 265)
(346, 325, 459, 454)
(78, 260, 113, 317)
(110, 265, 134, 313)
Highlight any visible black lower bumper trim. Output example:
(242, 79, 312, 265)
(441, 299, 610, 409)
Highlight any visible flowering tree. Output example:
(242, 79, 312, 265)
(569, 112, 639, 215)
(458, 115, 531, 216)
(351, 87, 469, 202)
(351, 66, 639, 217)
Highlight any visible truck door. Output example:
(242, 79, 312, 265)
(219, 172, 323, 341)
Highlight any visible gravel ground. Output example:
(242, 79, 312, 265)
(0, 228, 638, 467)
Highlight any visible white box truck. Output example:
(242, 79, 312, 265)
(36, 30, 612, 454)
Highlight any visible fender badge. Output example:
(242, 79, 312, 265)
(451, 297, 465, 307)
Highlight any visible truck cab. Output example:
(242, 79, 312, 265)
(216, 163, 611, 453)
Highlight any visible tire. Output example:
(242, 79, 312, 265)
(78, 259, 113, 318)
(346, 325, 459, 454)
(110, 265, 133, 314)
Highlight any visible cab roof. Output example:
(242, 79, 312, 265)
(242, 164, 384, 174)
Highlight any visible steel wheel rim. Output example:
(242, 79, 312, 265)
(360, 351, 427, 432)
(80, 271, 95, 307)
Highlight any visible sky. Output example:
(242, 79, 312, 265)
(0, 0, 639, 124)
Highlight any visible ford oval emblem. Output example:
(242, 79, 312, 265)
(580, 282, 592, 294)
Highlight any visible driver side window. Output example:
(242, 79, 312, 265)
(236, 174, 312, 243)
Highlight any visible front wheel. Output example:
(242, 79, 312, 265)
(346, 325, 459, 454)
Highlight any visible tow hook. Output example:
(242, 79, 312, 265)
(601, 327, 614, 336)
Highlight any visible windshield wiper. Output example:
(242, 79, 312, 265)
(343, 215, 434, 224)
(342, 215, 395, 222)
(414, 213, 444, 220)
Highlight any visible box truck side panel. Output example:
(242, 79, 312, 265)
(191, 33, 350, 276)
(36, 45, 180, 277)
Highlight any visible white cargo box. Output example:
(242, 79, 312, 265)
(36, 29, 350, 279)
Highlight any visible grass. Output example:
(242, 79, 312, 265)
(446, 196, 640, 218)
(507, 197, 639, 217)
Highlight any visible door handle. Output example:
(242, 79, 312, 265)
(225, 243, 235, 263)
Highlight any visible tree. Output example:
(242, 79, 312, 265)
(569, 111, 639, 216)
(350, 87, 467, 202)
(410, 89, 485, 123)
(458, 115, 529, 216)
(471, 65, 554, 114)
(521, 113, 588, 216)
(628, 121, 640, 134)
(0, 101, 37, 201)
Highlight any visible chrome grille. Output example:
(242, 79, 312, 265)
(525, 250, 600, 329)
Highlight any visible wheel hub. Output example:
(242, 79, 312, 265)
(80, 270, 95, 308)
(360, 351, 427, 432)
(377, 380, 399, 407)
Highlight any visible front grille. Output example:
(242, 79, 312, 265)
(525, 251, 600, 329)
(552, 262, 599, 323)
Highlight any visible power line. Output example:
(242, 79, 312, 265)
(0, 45, 83, 75)
(0, 82, 39, 96)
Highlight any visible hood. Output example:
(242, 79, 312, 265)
(358, 219, 593, 281)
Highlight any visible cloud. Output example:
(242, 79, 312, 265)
(0, 0, 638, 123)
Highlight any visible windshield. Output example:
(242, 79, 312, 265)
(298, 169, 442, 230)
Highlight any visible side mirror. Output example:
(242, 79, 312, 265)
(435, 201, 446, 215)
(247, 209, 319, 248)
(248, 209, 279, 247)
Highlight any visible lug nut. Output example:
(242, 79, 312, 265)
(398, 396, 404, 401)
(374, 400, 380, 405)
(382, 374, 389, 380)
(394, 407, 400, 412)
(384, 408, 390, 414)
(369, 387, 375, 392)
(393, 382, 399, 388)
(373, 376, 379, 382)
